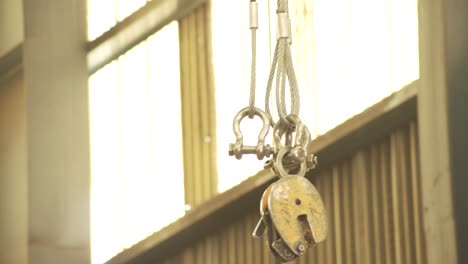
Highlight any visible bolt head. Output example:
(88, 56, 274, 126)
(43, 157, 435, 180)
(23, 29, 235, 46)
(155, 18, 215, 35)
(306, 154, 318, 168)
(290, 147, 306, 162)
(264, 159, 273, 169)
(264, 144, 273, 157)
(297, 243, 306, 254)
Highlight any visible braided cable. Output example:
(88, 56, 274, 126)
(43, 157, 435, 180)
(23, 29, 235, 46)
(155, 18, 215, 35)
(264, 0, 301, 124)
(265, 43, 279, 122)
(248, 28, 257, 118)
(276, 39, 287, 120)
(285, 42, 300, 116)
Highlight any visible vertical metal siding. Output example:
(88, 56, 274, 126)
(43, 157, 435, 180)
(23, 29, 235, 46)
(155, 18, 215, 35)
(179, 4, 217, 208)
(160, 120, 425, 264)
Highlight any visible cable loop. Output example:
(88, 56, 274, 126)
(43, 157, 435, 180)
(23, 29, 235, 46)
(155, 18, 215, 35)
(263, 0, 301, 126)
(230, 0, 306, 161)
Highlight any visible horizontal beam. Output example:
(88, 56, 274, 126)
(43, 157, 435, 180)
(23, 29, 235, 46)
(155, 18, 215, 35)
(310, 80, 418, 169)
(86, 0, 206, 74)
(0, 44, 22, 86)
(106, 80, 419, 264)
(1, 1, 208, 76)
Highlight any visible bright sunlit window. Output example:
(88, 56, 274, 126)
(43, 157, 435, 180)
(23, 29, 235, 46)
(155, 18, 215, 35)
(88, 22, 185, 264)
(211, 0, 419, 192)
(87, 0, 148, 40)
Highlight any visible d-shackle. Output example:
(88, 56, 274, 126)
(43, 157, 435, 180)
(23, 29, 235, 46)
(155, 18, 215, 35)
(229, 107, 273, 160)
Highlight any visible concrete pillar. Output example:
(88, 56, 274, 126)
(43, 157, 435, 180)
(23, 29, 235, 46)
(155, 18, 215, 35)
(22, 0, 90, 263)
(444, 1, 468, 262)
(417, 0, 468, 263)
(0, 70, 28, 264)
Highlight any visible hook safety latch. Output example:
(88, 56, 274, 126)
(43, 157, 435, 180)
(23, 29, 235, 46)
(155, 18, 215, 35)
(229, 107, 273, 160)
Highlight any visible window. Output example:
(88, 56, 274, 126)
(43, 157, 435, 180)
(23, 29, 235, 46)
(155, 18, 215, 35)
(87, 0, 147, 40)
(211, 0, 419, 191)
(88, 22, 184, 263)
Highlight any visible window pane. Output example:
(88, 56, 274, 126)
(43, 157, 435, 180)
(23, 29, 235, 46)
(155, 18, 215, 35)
(146, 22, 185, 230)
(212, 0, 419, 191)
(87, 0, 148, 40)
(116, 0, 146, 22)
(118, 41, 152, 247)
(87, 0, 116, 40)
(310, 0, 419, 134)
(89, 21, 184, 263)
(89, 61, 122, 264)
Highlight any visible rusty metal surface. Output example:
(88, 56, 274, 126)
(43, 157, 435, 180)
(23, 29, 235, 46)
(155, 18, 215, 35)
(268, 176, 328, 253)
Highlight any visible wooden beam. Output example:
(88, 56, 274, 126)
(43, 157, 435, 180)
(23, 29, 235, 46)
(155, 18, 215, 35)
(105, 81, 418, 264)
(86, 0, 206, 74)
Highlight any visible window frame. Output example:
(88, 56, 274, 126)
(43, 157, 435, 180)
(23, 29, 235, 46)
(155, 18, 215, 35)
(86, 0, 206, 74)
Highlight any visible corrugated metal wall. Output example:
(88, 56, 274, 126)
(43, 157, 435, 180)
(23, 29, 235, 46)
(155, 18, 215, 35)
(179, 4, 218, 207)
(158, 120, 425, 264)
